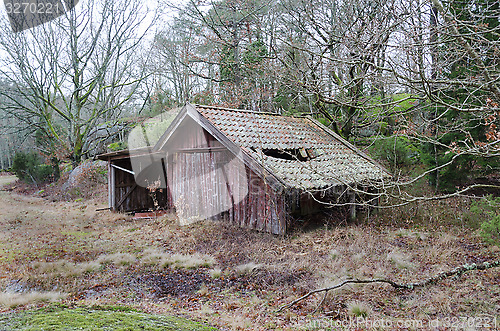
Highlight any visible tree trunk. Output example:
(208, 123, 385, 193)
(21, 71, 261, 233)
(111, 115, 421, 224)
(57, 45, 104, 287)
(51, 157, 60, 181)
(429, 4, 440, 190)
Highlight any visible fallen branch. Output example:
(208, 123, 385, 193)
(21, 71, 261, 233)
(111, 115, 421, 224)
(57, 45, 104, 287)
(277, 260, 500, 312)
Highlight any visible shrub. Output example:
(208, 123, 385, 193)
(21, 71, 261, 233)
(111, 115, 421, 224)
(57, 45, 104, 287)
(466, 195, 500, 245)
(370, 136, 419, 170)
(11, 151, 54, 184)
(472, 195, 500, 245)
(481, 215, 500, 246)
(107, 141, 127, 151)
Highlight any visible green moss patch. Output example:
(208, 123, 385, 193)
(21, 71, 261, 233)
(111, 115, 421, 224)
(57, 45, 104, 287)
(0, 306, 217, 330)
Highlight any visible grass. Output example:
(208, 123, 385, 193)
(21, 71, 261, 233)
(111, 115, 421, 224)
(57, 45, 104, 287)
(386, 250, 415, 269)
(169, 254, 215, 269)
(234, 262, 262, 275)
(209, 268, 222, 279)
(97, 253, 137, 266)
(0, 180, 499, 330)
(140, 250, 215, 269)
(0, 292, 67, 308)
(32, 260, 102, 277)
(0, 306, 216, 330)
(347, 301, 372, 318)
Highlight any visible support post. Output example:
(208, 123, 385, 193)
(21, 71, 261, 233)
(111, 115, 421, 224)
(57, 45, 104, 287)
(349, 189, 356, 222)
(108, 162, 116, 211)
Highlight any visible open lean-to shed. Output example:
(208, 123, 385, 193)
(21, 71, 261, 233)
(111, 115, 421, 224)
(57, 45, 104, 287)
(98, 103, 390, 235)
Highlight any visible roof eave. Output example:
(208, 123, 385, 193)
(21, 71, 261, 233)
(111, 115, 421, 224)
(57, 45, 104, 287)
(97, 147, 158, 161)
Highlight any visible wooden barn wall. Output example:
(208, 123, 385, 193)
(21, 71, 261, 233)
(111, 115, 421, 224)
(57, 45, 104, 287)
(113, 158, 170, 212)
(162, 117, 288, 235)
(107, 114, 379, 232)
(227, 168, 287, 235)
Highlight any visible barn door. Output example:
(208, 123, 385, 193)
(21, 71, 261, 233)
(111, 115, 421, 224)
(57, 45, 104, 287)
(170, 148, 246, 225)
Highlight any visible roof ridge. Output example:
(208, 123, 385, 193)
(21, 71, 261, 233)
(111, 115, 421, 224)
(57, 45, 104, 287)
(194, 104, 284, 116)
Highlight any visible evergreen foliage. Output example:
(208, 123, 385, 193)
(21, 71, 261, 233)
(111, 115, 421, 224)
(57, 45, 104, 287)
(11, 151, 54, 184)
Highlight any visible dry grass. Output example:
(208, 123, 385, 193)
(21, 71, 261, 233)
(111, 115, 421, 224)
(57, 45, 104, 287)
(32, 260, 102, 277)
(168, 254, 215, 269)
(97, 253, 137, 266)
(0, 187, 498, 330)
(347, 301, 372, 318)
(235, 262, 262, 275)
(0, 291, 67, 308)
(0, 175, 16, 188)
(140, 249, 215, 269)
(386, 249, 416, 269)
(208, 268, 222, 279)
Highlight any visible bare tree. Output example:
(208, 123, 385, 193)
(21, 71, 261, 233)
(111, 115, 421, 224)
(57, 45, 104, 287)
(275, 0, 499, 201)
(275, 0, 403, 137)
(0, 0, 158, 168)
(156, 0, 499, 205)
(160, 0, 276, 109)
(151, 14, 209, 106)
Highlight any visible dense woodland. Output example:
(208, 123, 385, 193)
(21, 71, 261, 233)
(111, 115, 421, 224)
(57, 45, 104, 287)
(0, 0, 498, 200)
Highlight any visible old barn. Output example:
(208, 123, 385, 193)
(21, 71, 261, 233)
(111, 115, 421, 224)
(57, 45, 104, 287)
(98, 103, 390, 235)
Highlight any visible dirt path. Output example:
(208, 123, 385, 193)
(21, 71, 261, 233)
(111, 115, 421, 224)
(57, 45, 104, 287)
(0, 185, 110, 277)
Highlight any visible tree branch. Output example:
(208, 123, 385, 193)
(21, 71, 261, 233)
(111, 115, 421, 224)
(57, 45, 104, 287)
(277, 260, 500, 312)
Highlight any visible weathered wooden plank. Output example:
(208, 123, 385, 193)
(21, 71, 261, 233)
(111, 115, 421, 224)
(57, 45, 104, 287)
(115, 183, 138, 209)
(109, 162, 115, 210)
(111, 164, 135, 175)
(175, 147, 227, 153)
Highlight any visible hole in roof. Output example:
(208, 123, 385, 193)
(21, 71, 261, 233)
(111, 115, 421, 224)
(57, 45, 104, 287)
(261, 148, 321, 161)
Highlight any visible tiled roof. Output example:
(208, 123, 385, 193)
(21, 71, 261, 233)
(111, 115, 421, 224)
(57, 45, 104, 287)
(196, 105, 390, 190)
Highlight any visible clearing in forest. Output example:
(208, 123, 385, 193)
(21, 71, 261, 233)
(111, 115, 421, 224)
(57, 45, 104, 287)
(0, 179, 498, 330)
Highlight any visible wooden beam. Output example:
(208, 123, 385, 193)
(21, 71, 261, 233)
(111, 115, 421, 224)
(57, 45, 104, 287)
(349, 189, 356, 222)
(115, 183, 138, 210)
(115, 183, 138, 188)
(174, 147, 227, 153)
(109, 163, 115, 210)
(111, 164, 135, 175)
(161, 156, 171, 209)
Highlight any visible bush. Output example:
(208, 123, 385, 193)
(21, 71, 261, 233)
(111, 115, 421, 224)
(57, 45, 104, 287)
(370, 136, 419, 170)
(11, 151, 54, 184)
(481, 215, 500, 246)
(472, 195, 500, 246)
(107, 141, 127, 151)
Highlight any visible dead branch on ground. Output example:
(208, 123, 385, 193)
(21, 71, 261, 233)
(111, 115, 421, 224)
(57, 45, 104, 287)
(277, 260, 500, 312)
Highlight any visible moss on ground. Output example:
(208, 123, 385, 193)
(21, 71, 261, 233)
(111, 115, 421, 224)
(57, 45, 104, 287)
(0, 306, 217, 330)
